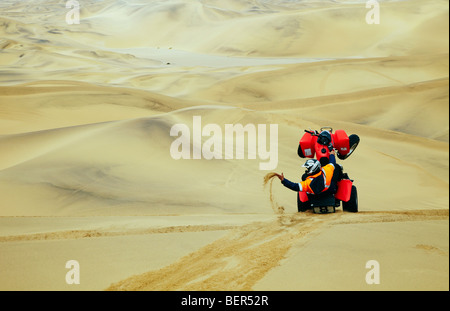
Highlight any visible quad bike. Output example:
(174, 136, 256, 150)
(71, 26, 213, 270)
(297, 127, 360, 214)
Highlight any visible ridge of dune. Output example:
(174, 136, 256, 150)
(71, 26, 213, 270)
(0, 105, 447, 217)
(0, 80, 196, 135)
(190, 54, 449, 102)
(0, 106, 282, 216)
(244, 77, 449, 142)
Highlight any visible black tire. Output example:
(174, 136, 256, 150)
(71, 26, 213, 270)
(337, 134, 360, 160)
(297, 144, 305, 158)
(343, 185, 358, 212)
(347, 134, 360, 157)
(297, 193, 309, 212)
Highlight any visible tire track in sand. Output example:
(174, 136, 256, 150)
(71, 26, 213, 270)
(106, 213, 340, 291)
(106, 209, 448, 291)
(0, 224, 237, 243)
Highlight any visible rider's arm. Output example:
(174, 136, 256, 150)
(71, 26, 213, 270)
(320, 149, 335, 166)
(281, 178, 302, 192)
(329, 152, 336, 166)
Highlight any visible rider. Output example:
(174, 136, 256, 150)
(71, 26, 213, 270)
(275, 149, 337, 195)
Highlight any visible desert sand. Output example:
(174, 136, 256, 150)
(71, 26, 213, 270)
(0, 0, 448, 292)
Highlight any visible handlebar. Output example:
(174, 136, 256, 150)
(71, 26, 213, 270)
(304, 129, 318, 136)
(304, 127, 333, 136)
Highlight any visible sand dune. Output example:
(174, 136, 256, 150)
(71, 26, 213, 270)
(0, 0, 448, 291)
(0, 105, 446, 217)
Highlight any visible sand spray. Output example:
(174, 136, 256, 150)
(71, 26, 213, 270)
(263, 173, 285, 214)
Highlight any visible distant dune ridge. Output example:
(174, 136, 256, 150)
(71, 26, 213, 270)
(0, 0, 448, 291)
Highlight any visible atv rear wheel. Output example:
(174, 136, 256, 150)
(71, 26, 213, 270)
(297, 194, 309, 212)
(337, 134, 360, 160)
(343, 185, 358, 212)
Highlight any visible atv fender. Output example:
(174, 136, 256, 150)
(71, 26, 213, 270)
(332, 130, 350, 158)
(335, 179, 353, 202)
(298, 132, 317, 158)
(298, 191, 308, 203)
